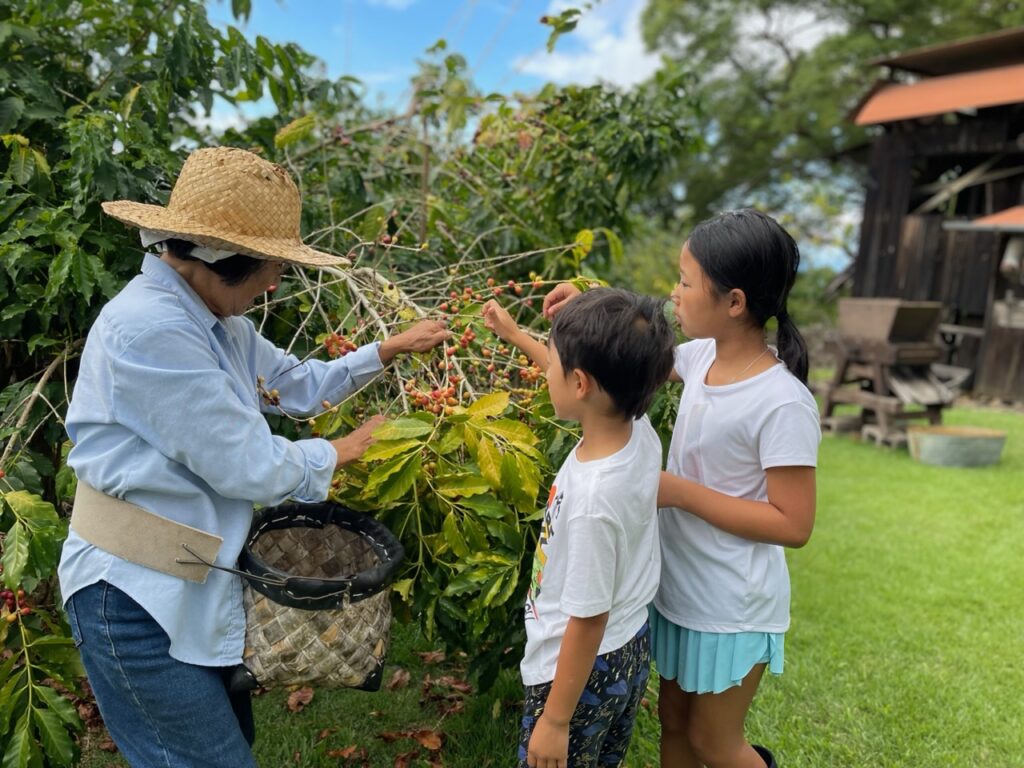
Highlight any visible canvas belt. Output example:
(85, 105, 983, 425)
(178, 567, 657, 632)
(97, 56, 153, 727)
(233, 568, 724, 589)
(70, 482, 223, 584)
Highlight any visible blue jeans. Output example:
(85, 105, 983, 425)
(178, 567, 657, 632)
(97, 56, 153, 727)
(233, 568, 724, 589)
(65, 581, 257, 768)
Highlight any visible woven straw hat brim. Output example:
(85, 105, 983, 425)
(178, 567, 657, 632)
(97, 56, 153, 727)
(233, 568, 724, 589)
(102, 200, 348, 268)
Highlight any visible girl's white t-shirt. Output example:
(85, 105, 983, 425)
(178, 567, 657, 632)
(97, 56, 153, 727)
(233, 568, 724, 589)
(520, 416, 662, 686)
(654, 338, 821, 634)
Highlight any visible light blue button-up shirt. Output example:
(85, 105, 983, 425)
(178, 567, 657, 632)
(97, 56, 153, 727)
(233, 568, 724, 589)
(58, 254, 385, 666)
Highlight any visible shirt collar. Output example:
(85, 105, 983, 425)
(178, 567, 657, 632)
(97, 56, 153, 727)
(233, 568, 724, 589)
(140, 253, 220, 330)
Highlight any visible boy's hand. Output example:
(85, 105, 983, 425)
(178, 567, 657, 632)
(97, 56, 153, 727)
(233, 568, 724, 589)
(379, 319, 450, 362)
(527, 714, 569, 768)
(542, 283, 581, 319)
(481, 299, 519, 341)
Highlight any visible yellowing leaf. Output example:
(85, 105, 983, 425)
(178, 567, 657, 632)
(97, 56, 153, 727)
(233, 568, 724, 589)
(362, 438, 422, 462)
(467, 391, 509, 418)
(274, 114, 316, 149)
(477, 438, 502, 490)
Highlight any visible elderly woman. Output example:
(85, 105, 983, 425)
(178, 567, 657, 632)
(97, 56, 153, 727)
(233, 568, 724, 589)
(57, 147, 446, 767)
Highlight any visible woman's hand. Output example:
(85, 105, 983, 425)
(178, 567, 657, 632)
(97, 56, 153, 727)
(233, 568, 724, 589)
(542, 283, 581, 319)
(379, 320, 450, 362)
(331, 414, 387, 467)
(481, 299, 519, 342)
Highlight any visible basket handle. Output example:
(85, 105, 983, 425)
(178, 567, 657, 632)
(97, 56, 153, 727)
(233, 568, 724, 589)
(177, 543, 358, 605)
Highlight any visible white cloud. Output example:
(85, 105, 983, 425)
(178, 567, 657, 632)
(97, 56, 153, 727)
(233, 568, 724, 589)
(366, 0, 418, 9)
(513, 0, 661, 88)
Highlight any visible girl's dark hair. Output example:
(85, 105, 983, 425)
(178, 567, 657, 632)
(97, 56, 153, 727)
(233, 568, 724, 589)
(549, 287, 676, 420)
(162, 238, 266, 286)
(687, 209, 809, 384)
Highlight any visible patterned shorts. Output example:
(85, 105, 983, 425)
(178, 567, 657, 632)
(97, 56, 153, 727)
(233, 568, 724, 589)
(518, 621, 651, 767)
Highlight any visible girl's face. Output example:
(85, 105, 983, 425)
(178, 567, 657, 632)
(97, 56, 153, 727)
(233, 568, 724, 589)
(669, 244, 726, 338)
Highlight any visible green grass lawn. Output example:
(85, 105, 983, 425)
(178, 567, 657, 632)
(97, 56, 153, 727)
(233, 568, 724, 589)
(79, 405, 1024, 767)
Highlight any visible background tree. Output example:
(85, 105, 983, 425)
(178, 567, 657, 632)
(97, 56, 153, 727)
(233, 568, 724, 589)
(639, 0, 1024, 257)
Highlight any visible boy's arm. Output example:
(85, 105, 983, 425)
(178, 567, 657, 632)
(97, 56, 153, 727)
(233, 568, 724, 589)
(528, 612, 609, 768)
(481, 300, 549, 369)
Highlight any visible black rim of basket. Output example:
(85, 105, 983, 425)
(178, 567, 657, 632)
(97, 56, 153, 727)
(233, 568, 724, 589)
(237, 501, 405, 610)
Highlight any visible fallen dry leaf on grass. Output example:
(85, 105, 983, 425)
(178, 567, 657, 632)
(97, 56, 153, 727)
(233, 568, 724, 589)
(386, 668, 411, 690)
(410, 729, 444, 751)
(286, 686, 314, 712)
(414, 650, 446, 664)
(393, 749, 419, 768)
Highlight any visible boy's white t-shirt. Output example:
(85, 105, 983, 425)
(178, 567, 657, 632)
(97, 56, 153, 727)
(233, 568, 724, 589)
(654, 338, 821, 634)
(520, 415, 662, 687)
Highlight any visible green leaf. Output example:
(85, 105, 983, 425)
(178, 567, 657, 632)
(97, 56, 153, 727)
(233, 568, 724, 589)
(8, 145, 35, 184)
(32, 706, 74, 766)
(120, 84, 141, 123)
(274, 114, 316, 149)
(4, 491, 59, 524)
(391, 577, 414, 602)
(0, 97, 24, 133)
(375, 453, 421, 505)
(363, 453, 414, 498)
(476, 438, 502, 490)
(1, 522, 29, 589)
(434, 426, 464, 456)
(361, 438, 422, 462)
(373, 418, 432, 440)
(436, 473, 491, 498)
(33, 687, 80, 731)
(467, 391, 509, 418)
(442, 512, 469, 558)
(459, 495, 509, 520)
(2, 712, 34, 768)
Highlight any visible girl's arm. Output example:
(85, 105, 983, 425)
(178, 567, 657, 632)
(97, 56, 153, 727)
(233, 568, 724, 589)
(481, 300, 549, 370)
(658, 466, 816, 548)
(528, 612, 609, 766)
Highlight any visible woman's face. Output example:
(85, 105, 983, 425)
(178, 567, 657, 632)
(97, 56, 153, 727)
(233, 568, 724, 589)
(202, 260, 286, 317)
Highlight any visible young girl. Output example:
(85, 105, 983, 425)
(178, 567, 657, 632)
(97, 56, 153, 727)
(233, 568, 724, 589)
(545, 209, 820, 768)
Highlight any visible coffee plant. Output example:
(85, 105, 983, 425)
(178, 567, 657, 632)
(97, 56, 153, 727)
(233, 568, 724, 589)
(0, 0, 695, 763)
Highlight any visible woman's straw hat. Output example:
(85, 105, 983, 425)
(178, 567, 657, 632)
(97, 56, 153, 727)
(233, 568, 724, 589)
(101, 147, 346, 268)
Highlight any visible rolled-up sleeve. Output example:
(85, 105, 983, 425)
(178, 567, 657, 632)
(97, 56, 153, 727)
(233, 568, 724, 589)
(243, 318, 384, 416)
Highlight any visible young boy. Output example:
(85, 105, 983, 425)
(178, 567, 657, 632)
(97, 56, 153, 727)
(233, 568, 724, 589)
(482, 288, 675, 768)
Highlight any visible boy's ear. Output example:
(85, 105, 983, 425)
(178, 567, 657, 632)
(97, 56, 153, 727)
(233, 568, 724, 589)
(727, 287, 747, 318)
(573, 368, 592, 400)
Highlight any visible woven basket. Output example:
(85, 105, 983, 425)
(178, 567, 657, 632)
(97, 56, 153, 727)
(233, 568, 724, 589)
(230, 502, 404, 691)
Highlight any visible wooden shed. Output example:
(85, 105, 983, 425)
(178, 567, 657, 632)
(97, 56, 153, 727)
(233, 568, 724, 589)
(850, 26, 1024, 402)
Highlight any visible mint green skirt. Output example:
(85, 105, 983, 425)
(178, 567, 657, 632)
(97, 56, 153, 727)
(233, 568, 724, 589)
(649, 604, 785, 694)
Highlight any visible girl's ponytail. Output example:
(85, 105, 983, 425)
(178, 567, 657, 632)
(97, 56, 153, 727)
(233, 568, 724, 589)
(775, 307, 808, 385)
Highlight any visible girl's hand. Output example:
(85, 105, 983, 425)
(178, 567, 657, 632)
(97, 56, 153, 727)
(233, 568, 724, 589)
(481, 299, 519, 342)
(527, 714, 569, 768)
(542, 283, 581, 319)
(331, 414, 387, 467)
(379, 320, 450, 362)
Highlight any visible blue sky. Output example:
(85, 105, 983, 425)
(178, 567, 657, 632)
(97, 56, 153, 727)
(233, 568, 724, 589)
(204, 0, 661, 124)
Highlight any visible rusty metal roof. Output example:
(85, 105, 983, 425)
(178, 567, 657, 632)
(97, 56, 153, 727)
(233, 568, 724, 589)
(871, 26, 1024, 76)
(853, 62, 1024, 125)
(944, 206, 1024, 233)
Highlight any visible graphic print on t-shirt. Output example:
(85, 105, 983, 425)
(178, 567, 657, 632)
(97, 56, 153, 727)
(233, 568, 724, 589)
(525, 484, 563, 621)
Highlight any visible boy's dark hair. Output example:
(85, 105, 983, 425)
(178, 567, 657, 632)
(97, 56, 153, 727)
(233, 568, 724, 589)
(161, 238, 267, 286)
(549, 287, 675, 420)
(688, 208, 809, 384)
